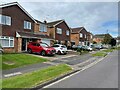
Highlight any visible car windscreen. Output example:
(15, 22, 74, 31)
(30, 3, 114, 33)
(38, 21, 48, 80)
(40, 43, 49, 47)
(61, 45, 66, 48)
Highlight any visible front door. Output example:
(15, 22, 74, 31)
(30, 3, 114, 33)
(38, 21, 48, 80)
(22, 38, 27, 51)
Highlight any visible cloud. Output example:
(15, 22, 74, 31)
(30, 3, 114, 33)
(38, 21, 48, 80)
(1, 1, 118, 37)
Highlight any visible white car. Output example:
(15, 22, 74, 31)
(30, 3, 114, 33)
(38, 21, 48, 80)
(52, 44, 68, 54)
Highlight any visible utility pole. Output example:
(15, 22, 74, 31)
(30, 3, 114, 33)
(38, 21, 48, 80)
(106, 29, 109, 34)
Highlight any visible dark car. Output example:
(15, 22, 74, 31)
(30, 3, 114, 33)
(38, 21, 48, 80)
(27, 42, 56, 56)
(0, 44, 3, 54)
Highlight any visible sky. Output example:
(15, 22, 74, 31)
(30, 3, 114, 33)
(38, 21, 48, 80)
(0, 0, 119, 37)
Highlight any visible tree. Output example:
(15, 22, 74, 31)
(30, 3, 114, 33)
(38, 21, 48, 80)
(93, 41, 97, 44)
(109, 38, 116, 47)
(102, 34, 112, 44)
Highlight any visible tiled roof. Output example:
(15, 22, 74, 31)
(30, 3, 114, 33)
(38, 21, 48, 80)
(47, 20, 63, 27)
(94, 34, 106, 38)
(71, 27, 84, 33)
(0, 2, 36, 23)
(17, 32, 53, 39)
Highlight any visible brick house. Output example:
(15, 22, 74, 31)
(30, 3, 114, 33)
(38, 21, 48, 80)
(93, 34, 112, 44)
(93, 34, 105, 44)
(47, 20, 71, 47)
(71, 27, 89, 46)
(87, 32, 93, 45)
(34, 20, 53, 46)
(0, 2, 52, 53)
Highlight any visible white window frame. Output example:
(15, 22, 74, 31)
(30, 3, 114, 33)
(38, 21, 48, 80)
(40, 23, 47, 32)
(80, 33, 83, 38)
(24, 21, 31, 29)
(85, 34, 87, 38)
(0, 36, 14, 47)
(66, 30, 69, 36)
(91, 35, 93, 39)
(57, 28, 62, 34)
(0, 14, 11, 26)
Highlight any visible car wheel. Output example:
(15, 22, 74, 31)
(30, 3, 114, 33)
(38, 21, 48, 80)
(58, 51, 61, 55)
(41, 51, 46, 56)
(28, 49, 32, 54)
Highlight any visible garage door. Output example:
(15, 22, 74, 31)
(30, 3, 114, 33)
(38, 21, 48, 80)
(41, 39, 50, 46)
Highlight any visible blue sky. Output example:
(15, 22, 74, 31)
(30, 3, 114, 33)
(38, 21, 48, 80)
(0, 0, 118, 37)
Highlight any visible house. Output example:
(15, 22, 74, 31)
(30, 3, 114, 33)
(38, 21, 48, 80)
(93, 34, 112, 44)
(34, 20, 53, 46)
(47, 20, 71, 47)
(114, 36, 120, 46)
(0, 2, 52, 53)
(87, 32, 93, 45)
(71, 27, 89, 46)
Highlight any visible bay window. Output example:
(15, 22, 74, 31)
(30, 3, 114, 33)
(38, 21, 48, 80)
(0, 36, 14, 47)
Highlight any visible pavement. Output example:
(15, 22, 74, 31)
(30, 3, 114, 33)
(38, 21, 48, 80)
(43, 50, 118, 88)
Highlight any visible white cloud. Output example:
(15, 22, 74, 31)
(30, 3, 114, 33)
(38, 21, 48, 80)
(0, 1, 118, 37)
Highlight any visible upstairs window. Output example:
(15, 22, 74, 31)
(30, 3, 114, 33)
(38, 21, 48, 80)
(57, 28, 62, 34)
(85, 34, 87, 38)
(40, 23, 47, 32)
(0, 14, 11, 26)
(24, 21, 31, 29)
(66, 30, 69, 36)
(80, 33, 83, 38)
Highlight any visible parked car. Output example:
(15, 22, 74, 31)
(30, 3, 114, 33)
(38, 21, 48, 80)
(82, 46, 93, 51)
(27, 42, 56, 56)
(72, 45, 77, 50)
(0, 44, 3, 54)
(52, 44, 68, 54)
(94, 44, 103, 50)
(72, 45, 82, 50)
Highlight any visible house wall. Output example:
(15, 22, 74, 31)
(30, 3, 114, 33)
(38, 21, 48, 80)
(1, 5, 34, 37)
(1, 5, 35, 53)
(79, 29, 88, 42)
(93, 38, 103, 43)
(55, 21, 70, 42)
(47, 27, 55, 39)
(71, 33, 79, 45)
(34, 23, 49, 35)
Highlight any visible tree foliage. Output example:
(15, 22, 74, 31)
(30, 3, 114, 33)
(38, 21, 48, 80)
(109, 38, 116, 47)
(102, 34, 112, 44)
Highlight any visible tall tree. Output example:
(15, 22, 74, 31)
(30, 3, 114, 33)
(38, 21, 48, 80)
(102, 34, 112, 44)
(109, 38, 116, 47)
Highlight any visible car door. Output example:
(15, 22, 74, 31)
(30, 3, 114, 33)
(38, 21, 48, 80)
(52, 45, 59, 53)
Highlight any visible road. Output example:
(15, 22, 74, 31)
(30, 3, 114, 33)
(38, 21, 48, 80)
(44, 50, 118, 88)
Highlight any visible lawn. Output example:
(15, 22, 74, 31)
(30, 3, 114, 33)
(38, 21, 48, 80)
(102, 49, 113, 52)
(2, 54, 48, 70)
(92, 51, 107, 57)
(2, 64, 72, 88)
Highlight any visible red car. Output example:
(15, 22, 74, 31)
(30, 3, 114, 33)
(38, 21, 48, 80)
(27, 42, 56, 56)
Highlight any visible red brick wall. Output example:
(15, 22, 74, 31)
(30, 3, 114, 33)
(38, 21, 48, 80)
(1, 5, 34, 37)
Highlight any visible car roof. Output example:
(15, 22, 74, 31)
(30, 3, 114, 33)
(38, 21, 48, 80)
(54, 44, 65, 46)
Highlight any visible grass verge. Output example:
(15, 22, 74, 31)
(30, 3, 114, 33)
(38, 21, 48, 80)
(92, 51, 107, 57)
(2, 53, 47, 70)
(102, 49, 113, 52)
(2, 64, 72, 88)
